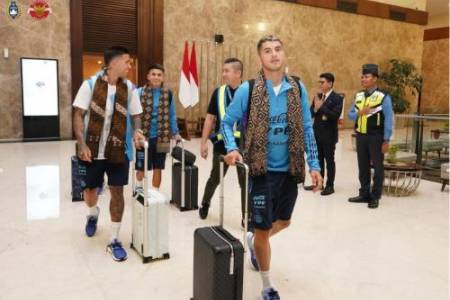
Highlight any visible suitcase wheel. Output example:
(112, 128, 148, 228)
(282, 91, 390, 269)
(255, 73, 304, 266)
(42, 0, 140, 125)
(143, 256, 153, 264)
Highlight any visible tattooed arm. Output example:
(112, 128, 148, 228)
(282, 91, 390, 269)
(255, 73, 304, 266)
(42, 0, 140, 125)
(131, 114, 145, 148)
(132, 114, 142, 131)
(73, 107, 92, 162)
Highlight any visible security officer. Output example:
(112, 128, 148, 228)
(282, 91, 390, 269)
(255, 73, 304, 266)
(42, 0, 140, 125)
(199, 57, 246, 225)
(348, 64, 394, 209)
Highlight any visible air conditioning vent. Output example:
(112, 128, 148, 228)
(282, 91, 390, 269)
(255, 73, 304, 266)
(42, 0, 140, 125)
(337, 0, 358, 13)
(390, 10, 407, 22)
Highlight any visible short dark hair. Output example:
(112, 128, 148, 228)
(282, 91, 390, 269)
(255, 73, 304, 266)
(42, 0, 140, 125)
(104, 46, 129, 67)
(257, 35, 283, 52)
(224, 57, 243, 75)
(320, 72, 335, 84)
(147, 63, 165, 74)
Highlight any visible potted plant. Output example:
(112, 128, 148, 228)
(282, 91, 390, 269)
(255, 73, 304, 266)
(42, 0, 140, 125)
(433, 121, 449, 139)
(387, 144, 400, 163)
(433, 129, 441, 139)
(380, 59, 423, 114)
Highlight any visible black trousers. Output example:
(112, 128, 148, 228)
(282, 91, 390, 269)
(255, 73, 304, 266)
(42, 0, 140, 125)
(317, 138, 336, 188)
(201, 151, 247, 218)
(356, 133, 384, 200)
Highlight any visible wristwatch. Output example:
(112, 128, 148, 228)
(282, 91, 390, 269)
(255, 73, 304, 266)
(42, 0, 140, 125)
(135, 129, 144, 135)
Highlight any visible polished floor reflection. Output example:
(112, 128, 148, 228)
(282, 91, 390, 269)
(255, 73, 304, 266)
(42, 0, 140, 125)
(26, 165, 60, 221)
(0, 131, 448, 300)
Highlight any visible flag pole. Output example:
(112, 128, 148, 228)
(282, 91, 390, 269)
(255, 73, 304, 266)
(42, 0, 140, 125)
(179, 40, 192, 136)
(189, 40, 193, 135)
(198, 40, 203, 120)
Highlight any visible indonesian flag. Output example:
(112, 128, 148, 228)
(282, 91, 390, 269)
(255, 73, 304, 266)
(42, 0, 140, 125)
(179, 41, 191, 108)
(189, 42, 199, 107)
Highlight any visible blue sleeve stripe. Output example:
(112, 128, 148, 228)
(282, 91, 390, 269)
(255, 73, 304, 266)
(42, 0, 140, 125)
(170, 94, 179, 135)
(383, 95, 394, 141)
(304, 130, 320, 171)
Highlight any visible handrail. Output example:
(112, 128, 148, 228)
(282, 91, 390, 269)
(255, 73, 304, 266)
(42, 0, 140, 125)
(395, 114, 450, 121)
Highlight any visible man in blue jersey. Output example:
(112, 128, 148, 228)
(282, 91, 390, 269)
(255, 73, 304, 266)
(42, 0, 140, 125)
(221, 35, 322, 300)
(134, 64, 181, 195)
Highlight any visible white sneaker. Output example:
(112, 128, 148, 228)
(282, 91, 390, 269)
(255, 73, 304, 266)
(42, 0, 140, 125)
(133, 186, 144, 198)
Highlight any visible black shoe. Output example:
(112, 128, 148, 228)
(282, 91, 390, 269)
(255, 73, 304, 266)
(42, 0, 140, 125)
(321, 186, 334, 196)
(304, 185, 314, 191)
(368, 198, 379, 209)
(348, 195, 369, 203)
(199, 204, 209, 220)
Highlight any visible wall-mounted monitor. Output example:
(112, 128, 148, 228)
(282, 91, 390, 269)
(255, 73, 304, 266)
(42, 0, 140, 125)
(21, 58, 59, 116)
(20, 58, 60, 140)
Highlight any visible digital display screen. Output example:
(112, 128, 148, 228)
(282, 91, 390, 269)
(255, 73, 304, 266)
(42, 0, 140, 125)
(21, 58, 59, 116)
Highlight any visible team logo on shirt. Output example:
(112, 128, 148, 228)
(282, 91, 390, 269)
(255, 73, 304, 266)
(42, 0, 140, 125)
(8, 1, 20, 19)
(27, 0, 52, 20)
(269, 113, 289, 137)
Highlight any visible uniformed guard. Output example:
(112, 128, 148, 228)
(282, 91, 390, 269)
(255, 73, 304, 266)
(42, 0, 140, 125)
(198, 58, 246, 225)
(348, 64, 394, 209)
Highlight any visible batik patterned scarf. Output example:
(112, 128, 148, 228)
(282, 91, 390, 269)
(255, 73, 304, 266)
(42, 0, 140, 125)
(243, 70, 306, 183)
(141, 86, 171, 153)
(86, 76, 128, 163)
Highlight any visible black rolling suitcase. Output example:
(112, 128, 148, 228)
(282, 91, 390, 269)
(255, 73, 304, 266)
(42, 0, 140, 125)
(171, 139, 198, 211)
(71, 156, 87, 202)
(192, 157, 249, 300)
(171, 144, 196, 166)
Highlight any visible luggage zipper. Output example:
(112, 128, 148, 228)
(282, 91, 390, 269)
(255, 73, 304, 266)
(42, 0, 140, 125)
(210, 227, 234, 275)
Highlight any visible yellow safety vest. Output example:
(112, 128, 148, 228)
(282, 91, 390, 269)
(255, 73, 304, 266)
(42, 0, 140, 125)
(354, 90, 385, 134)
(215, 85, 241, 141)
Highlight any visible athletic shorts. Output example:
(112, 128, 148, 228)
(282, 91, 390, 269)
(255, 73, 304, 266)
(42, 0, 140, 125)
(249, 172, 298, 230)
(80, 159, 129, 189)
(135, 137, 167, 171)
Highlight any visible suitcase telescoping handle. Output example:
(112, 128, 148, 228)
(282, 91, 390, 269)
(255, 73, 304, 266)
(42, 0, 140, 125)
(219, 155, 249, 253)
(132, 139, 150, 206)
(176, 138, 186, 208)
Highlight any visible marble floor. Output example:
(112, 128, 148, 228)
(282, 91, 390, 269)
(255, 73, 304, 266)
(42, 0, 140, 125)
(0, 130, 448, 300)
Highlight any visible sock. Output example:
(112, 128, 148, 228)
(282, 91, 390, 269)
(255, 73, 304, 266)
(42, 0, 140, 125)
(152, 186, 159, 191)
(136, 180, 143, 188)
(247, 232, 255, 250)
(261, 271, 274, 291)
(111, 222, 121, 242)
(88, 206, 99, 217)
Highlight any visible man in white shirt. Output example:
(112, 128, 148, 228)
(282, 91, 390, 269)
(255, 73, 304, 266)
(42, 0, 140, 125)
(72, 46, 144, 262)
